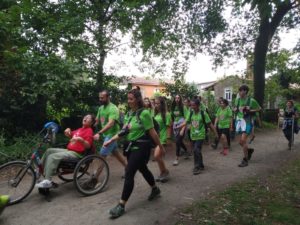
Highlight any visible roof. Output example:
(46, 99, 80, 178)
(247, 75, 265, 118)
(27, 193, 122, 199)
(128, 77, 174, 86)
(197, 81, 217, 90)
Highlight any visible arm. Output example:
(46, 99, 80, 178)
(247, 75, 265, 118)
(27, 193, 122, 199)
(70, 136, 91, 149)
(148, 128, 165, 152)
(209, 123, 218, 137)
(94, 118, 116, 141)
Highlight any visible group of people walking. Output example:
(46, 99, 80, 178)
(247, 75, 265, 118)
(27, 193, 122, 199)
(2, 84, 298, 219)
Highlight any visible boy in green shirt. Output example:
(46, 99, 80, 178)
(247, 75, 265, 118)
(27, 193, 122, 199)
(178, 98, 218, 175)
(234, 85, 261, 167)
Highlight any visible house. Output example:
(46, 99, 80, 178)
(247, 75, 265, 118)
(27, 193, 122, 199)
(127, 76, 174, 98)
(200, 76, 245, 104)
(196, 81, 217, 94)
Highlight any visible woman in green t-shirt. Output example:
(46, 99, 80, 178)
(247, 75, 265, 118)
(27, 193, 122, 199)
(171, 94, 188, 166)
(154, 96, 171, 182)
(144, 97, 154, 117)
(103, 89, 164, 218)
(214, 99, 233, 155)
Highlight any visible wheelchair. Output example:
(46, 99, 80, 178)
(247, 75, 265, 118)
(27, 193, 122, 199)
(0, 122, 109, 205)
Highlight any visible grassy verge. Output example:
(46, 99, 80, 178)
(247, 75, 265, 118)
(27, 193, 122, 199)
(176, 157, 300, 225)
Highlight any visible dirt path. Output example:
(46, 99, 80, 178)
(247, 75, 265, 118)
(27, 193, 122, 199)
(1, 130, 300, 225)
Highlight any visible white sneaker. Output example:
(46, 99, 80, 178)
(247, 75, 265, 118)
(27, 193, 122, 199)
(172, 159, 179, 166)
(35, 179, 53, 188)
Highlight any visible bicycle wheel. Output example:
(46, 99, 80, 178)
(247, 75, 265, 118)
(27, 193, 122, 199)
(74, 155, 109, 196)
(0, 161, 36, 205)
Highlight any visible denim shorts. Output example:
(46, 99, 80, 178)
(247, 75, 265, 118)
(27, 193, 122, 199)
(99, 136, 118, 156)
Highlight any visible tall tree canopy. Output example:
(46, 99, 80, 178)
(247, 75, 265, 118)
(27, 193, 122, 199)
(206, 0, 300, 107)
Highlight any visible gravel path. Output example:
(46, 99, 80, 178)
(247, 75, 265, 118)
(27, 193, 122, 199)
(1, 129, 299, 225)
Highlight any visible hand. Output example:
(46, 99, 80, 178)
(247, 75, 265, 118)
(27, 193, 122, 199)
(64, 128, 71, 136)
(103, 139, 112, 148)
(70, 136, 82, 144)
(93, 133, 100, 141)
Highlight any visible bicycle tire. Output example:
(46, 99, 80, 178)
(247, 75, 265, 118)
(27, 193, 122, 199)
(74, 155, 109, 196)
(0, 161, 36, 205)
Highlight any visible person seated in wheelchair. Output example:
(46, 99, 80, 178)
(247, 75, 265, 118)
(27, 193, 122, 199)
(36, 114, 96, 189)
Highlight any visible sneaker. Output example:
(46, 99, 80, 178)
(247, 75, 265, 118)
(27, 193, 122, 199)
(0, 195, 10, 215)
(193, 167, 201, 175)
(247, 148, 254, 160)
(238, 159, 248, 167)
(158, 170, 170, 183)
(109, 203, 125, 219)
(35, 179, 53, 188)
(172, 159, 179, 166)
(148, 187, 161, 201)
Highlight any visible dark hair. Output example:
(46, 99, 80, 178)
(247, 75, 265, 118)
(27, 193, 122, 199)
(154, 96, 167, 124)
(133, 85, 140, 91)
(100, 90, 110, 98)
(221, 99, 229, 106)
(128, 89, 144, 109)
(171, 94, 184, 119)
(239, 85, 249, 94)
(287, 100, 294, 106)
(191, 98, 200, 107)
(144, 97, 153, 109)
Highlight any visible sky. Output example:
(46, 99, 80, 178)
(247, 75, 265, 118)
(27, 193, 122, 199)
(105, 29, 299, 84)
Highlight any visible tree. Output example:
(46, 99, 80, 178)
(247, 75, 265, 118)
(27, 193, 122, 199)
(205, 0, 300, 107)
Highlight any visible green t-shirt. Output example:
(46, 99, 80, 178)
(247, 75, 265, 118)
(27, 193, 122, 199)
(186, 110, 211, 140)
(184, 106, 191, 121)
(154, 112, 171, 144)
(234, 97, 261, 120)
(145, 108, 155, 117)
(124, 109, 154, 141)
(172, 105, 186, 122)
(96, 102, 120, 138)
(216, 106, 232, 129)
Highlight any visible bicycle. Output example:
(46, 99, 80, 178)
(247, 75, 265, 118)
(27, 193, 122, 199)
(0, 122, 109, 205)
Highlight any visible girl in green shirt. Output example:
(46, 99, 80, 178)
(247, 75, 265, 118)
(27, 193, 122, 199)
(144, 97, 154, 117)
(104, 89, 164, 218)
(171, 94, 188, 166)
(154, 96, 171, 182)
(214, 99, 233, 155)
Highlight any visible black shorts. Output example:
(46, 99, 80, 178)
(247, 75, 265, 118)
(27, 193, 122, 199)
(217, 128, 230, 137)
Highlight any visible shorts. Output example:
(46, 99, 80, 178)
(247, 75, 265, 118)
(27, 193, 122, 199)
(217, 128, 230, 137)
(99, 136, 118, 156)
(235, 118, 252, 135)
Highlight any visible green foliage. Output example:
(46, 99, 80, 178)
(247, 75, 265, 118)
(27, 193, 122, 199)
(163, 80, 199, 99)
(177, 157, 300, 225)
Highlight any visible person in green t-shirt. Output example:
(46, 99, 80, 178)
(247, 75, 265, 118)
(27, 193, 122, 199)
(214, 99, 233, 156)
(94, 90, 127, 169)
(178, 98, 218, 175)
(233, 85, 261, 168)
(103, 89, 164, 219)
(171, 94, 189, 166)
(144, 97, 154, 117)
(153, 96, 171, 182)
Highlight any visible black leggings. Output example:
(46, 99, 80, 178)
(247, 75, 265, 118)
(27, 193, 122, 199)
(121, 145, 155, 201)
(175, 134, 187, 157)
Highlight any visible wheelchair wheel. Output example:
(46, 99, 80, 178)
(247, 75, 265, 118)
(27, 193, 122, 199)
(73, 155, 109, 196)
(0, 161, 36, 205)
(57, 159, 86, 182)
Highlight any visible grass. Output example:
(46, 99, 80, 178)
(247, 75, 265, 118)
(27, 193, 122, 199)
(175, 158, 300, 225)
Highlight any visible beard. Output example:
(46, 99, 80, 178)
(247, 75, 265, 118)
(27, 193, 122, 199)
(99, 100, 108, 106)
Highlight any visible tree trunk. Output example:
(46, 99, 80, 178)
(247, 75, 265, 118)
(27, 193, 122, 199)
(253, 18, 269, 108)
